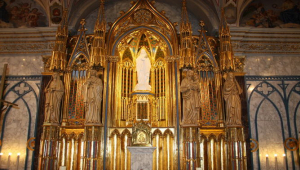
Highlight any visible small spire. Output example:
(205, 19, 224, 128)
(179, 0, 194, 68)
(181, 0, 190, 25)
(49, 8, 69, 72)
(219, 8, 235, 72)
(90, 0, 107, 68)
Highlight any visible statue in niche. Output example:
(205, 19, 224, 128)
(180, 70, 200, 126)
(83, 70, 103, 125)
(223, 72, 242, 126)
(135, 48, 151, 91)
(44, 72, 64, 124)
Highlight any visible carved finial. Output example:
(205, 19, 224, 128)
(183, 0, 186, 7)
(80, 19, 86, 27)
(199, 20, 205, 28)
(130, 1, 136, 5)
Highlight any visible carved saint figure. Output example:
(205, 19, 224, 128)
(180, 70, 200, 125)
(44, 72, 64, 124)
(223, 72, 242, 126)
(135, 48, 151, 91)
(83, 70, 103, 124)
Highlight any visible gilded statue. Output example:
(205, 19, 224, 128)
(44, 72, 64, 124)
(135, 48, 151, 91)
(223, 72, 242, 126)
(83, 70, 103, 125)
(180, 70, 200, 126)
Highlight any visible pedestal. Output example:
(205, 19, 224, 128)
(127, 146, 156, 170)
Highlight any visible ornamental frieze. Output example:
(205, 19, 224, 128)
(0, 42, 54, 54)
(232, 41, 300, 54)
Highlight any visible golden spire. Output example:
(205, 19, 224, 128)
(179, 0, 194, 68)
(90, 0, 106, 68)
(219, 8, 235, 72)
(49, 9, 69, 72)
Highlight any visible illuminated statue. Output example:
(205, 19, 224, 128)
(83, 70, 103, 124)
(223, 72, 242, 126)
(135, 48, 151, 91)
(180, 70, 200, 125)
(44, 72, 64, 124)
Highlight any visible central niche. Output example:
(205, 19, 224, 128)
(116, 29, 170, 127)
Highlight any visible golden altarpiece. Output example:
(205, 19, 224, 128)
(37, 0, 248, 169)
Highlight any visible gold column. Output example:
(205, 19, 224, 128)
(83, 126, 103, 170)
(62, 71, 71, 126)
(38, 125, 60, 170)
(226, 127, 247, 170)
(181, 127, 198, 170)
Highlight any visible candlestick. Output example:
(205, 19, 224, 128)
(274, 154, 278, 170)
(17, 153, 20, 170)
(8, 153, 11, 169)
(283, 154, 286, 170)
(266, 154, 269, 169)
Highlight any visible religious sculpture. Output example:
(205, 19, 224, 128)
(223, 72, 242, 126)
(135, 48, 151, 91)
(180, 70, 200, 126)
(83, 70, 103, 125)
(44, 72, 64, 124)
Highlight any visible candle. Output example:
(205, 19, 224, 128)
(266, 154, 269, 169)
(0, 153, 2, 168)
(283, 154, 286, 170)
(17, 153, 20, 170)
(274, 154, 278, 170)
(7, 153, 11, 169)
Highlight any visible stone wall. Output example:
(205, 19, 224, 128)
(0, 28, 55, 169)
(231, 27, 300, 170)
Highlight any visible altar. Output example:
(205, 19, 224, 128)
(35, 0, 248, 169)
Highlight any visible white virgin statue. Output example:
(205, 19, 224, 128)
(135, 48, 151, 91)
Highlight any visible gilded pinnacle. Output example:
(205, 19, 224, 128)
(80, 19, 86, 27)
(199, 21, 205, 27)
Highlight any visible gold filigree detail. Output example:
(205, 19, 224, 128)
(234, 56, 245, 73)
(165, 55, 180, 62)
(132, 120, 152, 146)
(133, 9, 153, 24)
(106, 55, 120, 62)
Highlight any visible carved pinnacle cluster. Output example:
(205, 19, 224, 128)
(179, 0, 194, 68)
(50, 9, 69, 72)
(219, 9, 235, 72)
(90, 0, 107, 69)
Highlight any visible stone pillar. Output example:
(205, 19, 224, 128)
(127, 146, 156, 170)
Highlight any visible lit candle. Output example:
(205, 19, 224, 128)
(266, 154, 269, 169)
(283, 154, 286, 170)
(0, 153, 2, 167)
(274, 154, 278, 170)
(17, 153, 20, 170)
(7, 153, 11, 168)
